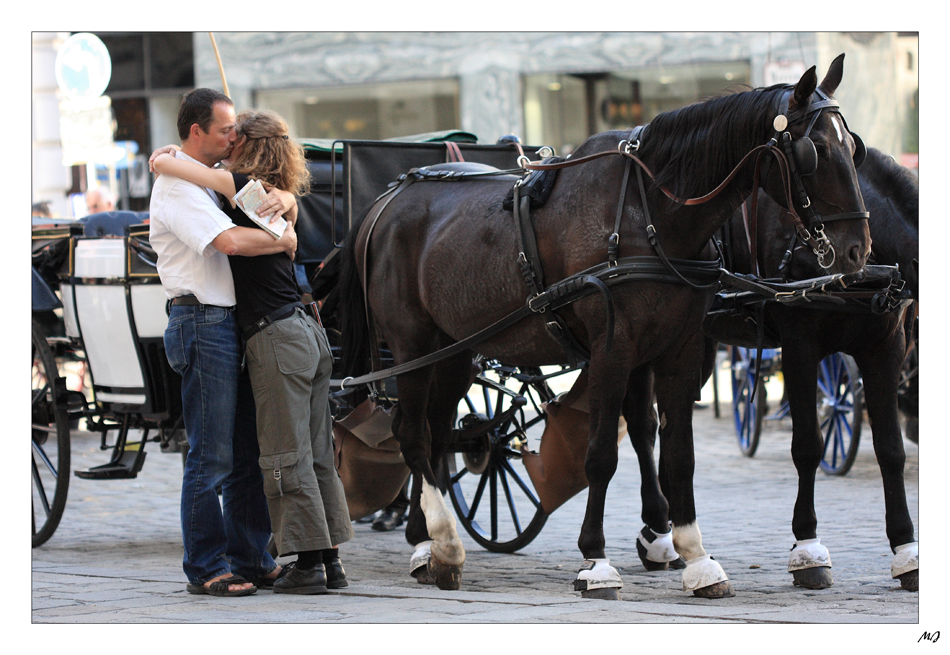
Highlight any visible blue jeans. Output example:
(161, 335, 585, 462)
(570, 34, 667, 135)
(164, 304, 276, 585)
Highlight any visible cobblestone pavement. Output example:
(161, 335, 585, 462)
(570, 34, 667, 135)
(31, 377, 928, 648)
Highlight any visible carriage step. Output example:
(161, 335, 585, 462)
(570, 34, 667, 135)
(74, 452, 147, 479)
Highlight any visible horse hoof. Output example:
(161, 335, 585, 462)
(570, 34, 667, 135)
(636, 539, 669, 571)
(792, 566, 833, 589)
(411, 566, 434, 585)
(897, 570, 918, 592)
(581, 587, 621, 601)
(692, 581, 735, 599)
(670, 557, 687, 570)
(429, 556, 462, 590)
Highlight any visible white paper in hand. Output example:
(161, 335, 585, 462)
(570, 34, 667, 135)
(232, 179, 287, 239)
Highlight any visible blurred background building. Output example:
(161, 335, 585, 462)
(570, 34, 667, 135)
(32, 31, 918, 217)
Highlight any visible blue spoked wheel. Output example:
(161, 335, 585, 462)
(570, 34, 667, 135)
(817, 353, 863, 476)
(731, 347, 773, 457)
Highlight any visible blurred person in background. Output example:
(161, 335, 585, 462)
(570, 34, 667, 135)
(86, 186, 116, 214)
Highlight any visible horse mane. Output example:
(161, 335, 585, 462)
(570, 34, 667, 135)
(639, 84, 789, 208)
(860, 147, 919, 230)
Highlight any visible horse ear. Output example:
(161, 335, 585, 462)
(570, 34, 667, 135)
(818, 53, 846, 97)
(791, 66, 817, 109)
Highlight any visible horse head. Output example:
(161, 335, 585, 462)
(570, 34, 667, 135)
(760, 54, 871, 276)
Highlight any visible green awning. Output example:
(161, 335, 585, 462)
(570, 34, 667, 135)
(299, 129, 478, 154)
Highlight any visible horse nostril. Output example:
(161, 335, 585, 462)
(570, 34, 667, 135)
(848, 244, 867, 265)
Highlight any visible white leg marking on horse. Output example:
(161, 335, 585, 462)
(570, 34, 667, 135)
(788, 537, 833, 571)
(672, 522, 706, 561)
(891, 542, 918, 578)
(575, 558, 623, 590)
(421, 480, 465, 566)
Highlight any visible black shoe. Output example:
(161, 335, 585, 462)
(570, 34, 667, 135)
(324, 555, 348, 589)
(372, 508, 405, 532)
(272, 561, 328, 595)
(355, 511, 379, 524)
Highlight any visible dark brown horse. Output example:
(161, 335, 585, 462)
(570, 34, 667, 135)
(338, 55, 870, 598)
(693, 146, 918, 590)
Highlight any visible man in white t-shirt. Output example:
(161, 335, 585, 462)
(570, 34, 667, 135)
(150, 88, 295, 597)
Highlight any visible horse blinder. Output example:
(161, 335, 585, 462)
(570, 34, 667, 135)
(852, 132, 867, 169)
(792, 137, 818, 177)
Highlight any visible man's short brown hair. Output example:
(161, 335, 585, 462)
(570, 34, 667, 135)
(177, 88, 233, 141)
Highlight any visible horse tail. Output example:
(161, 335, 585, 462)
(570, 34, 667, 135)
(337, 217, 372, 384)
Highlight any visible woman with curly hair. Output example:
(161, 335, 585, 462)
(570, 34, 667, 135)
(151, 110, 353, 595)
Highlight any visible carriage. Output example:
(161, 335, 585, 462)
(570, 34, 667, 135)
(32, 54, 919, 598)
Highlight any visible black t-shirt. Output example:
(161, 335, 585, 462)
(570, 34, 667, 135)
(220, 172, 301, 330)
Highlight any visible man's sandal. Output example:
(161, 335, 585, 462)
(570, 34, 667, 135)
(251, 566, 285, 590)
(186, 574, 257, 597)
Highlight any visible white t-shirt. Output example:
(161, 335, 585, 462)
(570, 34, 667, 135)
(149, 151, 237, 306)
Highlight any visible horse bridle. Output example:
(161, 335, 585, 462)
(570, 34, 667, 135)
(758, 87, 869, 269)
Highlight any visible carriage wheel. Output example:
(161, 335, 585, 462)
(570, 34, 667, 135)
(731, 347, 767, 457)
(898, 341, 918, 444)
(443, 366, 551, 553)
(32, 318, 70, 547)
(817, 353, 863, 476)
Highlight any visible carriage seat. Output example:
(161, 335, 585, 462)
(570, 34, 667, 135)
(81, 211, 149, 237)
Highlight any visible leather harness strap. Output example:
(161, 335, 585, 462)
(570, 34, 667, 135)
(359, 174, 417, 377)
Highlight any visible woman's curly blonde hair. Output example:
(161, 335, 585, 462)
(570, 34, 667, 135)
(229, 110, 310, 197)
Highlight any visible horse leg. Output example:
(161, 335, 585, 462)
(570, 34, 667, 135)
(781, 345, 835, 589)
(393, 364, 465, 590)
(573, 353, 629, 600)
(852, 333, 918, 591)
(624, 366, 679, 571)
(407, 352, 477, 588)
(654, 334, 734, 598)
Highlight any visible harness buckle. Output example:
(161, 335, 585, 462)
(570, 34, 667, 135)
(618, 139, 639, 156)
(645, 224, 658, 246)
(527, 293, 547, 313)
(775, 290, 806, 303)
(810, 226, 836, 270)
